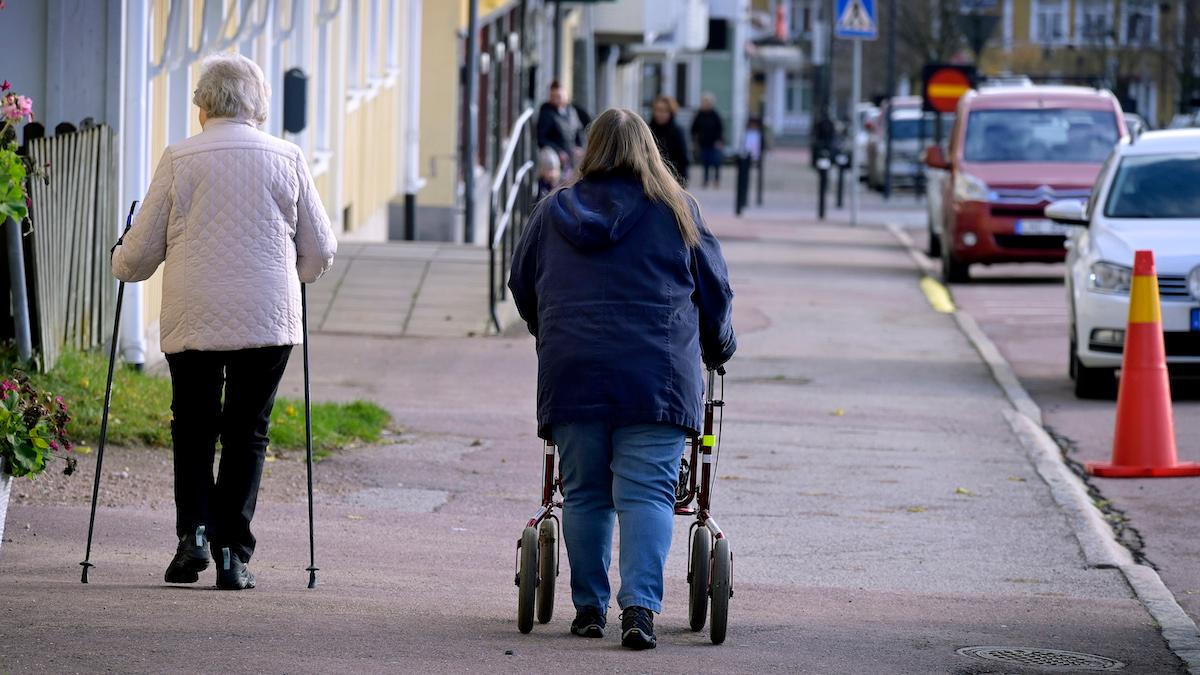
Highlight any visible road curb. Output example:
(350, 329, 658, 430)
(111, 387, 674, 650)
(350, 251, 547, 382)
(885, 222, 1200, 674)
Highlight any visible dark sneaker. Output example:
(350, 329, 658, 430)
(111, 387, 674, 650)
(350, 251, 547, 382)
(570, 607, 607, 638)
(620, 607, 656, 650)
(215, 547, 256, 590)
(164, 525, 210, 584)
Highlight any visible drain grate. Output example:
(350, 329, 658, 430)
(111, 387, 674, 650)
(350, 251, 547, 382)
(956, 646, 1125, 671)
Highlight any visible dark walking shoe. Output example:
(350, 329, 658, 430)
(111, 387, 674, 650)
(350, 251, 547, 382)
(164, 525, 210, 584)
(215, 547, 256, 590)
(620, 607, 656, 650)
(570, 607, 607, 638)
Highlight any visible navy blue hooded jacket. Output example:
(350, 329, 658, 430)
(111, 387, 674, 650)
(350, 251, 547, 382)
(508, 172, 736, 440)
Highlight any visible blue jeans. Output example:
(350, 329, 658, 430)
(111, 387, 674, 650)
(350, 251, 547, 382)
(553, 422, 686, 614)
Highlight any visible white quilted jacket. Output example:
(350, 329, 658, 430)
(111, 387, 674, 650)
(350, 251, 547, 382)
(113, 118, 337, 354)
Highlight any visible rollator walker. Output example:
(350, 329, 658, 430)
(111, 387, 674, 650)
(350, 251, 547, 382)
(513, 367, 732, 644)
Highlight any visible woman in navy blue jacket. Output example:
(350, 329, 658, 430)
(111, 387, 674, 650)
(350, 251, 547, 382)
(508, 108, 736, 650)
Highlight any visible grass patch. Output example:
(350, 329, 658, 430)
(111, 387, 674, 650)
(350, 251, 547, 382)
(19, 351, 388, 455)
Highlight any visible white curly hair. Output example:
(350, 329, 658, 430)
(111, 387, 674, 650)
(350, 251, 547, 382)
(192, 53, 270, 126)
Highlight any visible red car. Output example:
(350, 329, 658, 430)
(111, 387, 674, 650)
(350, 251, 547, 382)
(925, 85, 1127, 282)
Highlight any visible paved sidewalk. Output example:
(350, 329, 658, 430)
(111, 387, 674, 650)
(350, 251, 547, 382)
(0, 152, 1184, 673)
(309, 242, 491, 338)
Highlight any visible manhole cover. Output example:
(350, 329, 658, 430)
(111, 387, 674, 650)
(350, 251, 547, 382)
(956, 646, 1125, 671)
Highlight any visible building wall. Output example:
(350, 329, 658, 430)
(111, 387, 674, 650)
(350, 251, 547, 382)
(980, 0, 1184, 126)
(123, 0, 418, 360)
(419, 0, 464, 210)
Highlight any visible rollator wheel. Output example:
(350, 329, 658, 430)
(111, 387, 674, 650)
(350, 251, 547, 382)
(517, 526, 539, 634)
(688, 527, 711, 632)
(536, 519, 557, 624)
(710, 537, 732, 645)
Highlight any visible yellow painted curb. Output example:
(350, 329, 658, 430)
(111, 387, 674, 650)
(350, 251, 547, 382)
(920, 276, 957, 314)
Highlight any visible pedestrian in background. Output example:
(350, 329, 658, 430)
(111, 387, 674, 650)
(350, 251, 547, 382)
(648, 95, 690, 187)
(537, 147, 562, 201)
(537, 80, 590, 175)
(112, 53, 337, 591)
(743, 115, 765, 163)
(508, 108, 736, 650)
(690, 93, 725, 188)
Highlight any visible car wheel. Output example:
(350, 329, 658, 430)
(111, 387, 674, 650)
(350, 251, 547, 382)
(1069, 331, 1078, 381)
(941, 239, 969, 283)
(1074, 356, 1117, 400)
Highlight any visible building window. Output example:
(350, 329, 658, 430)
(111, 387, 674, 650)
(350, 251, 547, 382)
(1032, 0, 1068, 45)
(784, 72, 808, 114)
(1077, 0, 1112, 45)
(368, 0, 381, 79)
(675, 62, 688, 108)
(787, 0, 812, 37)
(348, 0, 361, 88)
(1122, 0, 1157, 45)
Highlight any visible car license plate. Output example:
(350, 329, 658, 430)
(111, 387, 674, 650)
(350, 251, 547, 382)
(1014, 219, 1072, 236)
(1192, 308, 1200, 332)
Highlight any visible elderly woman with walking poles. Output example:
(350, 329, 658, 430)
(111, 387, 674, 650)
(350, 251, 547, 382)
(508, 107, 737, 650)
(111, 53, 337, 590)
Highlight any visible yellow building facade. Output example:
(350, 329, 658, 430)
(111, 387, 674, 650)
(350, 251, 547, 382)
(980, 0, 1188, 126)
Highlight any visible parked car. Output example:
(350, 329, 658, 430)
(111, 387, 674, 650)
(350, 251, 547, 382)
(1123, 112, 1149, 137)
(1045, 129, 1200, 399)
(869, 97, 949, 192)
(925, 85, 1127, 282)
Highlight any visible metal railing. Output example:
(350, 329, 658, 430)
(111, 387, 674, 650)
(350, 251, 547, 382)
(488, 106, 537, 332)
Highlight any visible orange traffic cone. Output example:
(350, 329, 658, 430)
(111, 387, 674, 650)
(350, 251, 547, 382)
(1087, 250, 1200, 478)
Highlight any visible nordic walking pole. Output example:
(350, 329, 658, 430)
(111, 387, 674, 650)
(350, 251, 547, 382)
(302, 283, 318, 588)
(81, 200, 138, 583)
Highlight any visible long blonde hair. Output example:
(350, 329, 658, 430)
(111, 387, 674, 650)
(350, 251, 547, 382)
(568, 108, 701, 247)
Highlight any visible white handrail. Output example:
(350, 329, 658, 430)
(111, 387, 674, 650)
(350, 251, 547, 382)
(491, 107, 535, 195)
(492, 160, 536, 249)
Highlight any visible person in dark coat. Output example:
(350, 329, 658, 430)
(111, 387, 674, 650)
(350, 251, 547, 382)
(537, 81, 589, 174)
(648, 95, 690, 187)
(690, 93, 725, 188)
(508, 108, 736, 651)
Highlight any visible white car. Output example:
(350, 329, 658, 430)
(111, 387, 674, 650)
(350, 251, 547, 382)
(1046, 129, 1200, 399)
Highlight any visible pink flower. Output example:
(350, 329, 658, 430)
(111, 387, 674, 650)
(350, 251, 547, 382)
(1, 94, 32, 123)
(49, 440, 58, 451)
(1, 380, 17, 393)
(1, 81, 9, 92)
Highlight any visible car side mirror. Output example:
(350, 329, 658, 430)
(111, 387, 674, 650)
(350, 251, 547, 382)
(1045, 199, 1089, 226)
(924, 145, 950, 170)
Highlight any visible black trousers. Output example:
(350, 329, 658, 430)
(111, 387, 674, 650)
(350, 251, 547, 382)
(165, 345, 292, 562)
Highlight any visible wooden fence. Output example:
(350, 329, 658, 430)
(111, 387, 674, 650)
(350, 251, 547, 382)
(25, 125, 118, 372)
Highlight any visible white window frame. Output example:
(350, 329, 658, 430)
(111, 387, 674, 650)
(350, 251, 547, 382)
(1074, 0, 1114, 46)
(314, 10, 334, 162)
(1121, 0, 1159, 46)
(1031, 0, 1069, 46)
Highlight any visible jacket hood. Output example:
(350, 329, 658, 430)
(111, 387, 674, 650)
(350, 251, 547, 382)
(549, 174, 652, 251)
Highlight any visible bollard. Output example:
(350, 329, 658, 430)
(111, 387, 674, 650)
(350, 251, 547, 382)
(756, 149, 765, 206)
(735, 153, 752, 216)
(835, 152, 849, 209)
(816, 154, 832, 221)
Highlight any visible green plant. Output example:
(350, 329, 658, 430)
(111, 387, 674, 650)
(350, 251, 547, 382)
(0, 373, 77, 478)
(0, 79, 39, 225)
(23, 350, 389, 456)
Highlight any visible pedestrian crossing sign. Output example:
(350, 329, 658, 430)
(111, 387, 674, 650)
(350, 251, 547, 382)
(835, 0, 877, 40)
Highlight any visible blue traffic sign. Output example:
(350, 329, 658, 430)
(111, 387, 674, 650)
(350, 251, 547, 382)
(835, 0, 877, 40)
